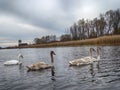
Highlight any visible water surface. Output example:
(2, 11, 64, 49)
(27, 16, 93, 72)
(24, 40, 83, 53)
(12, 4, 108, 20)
(0, 46, 120, 90)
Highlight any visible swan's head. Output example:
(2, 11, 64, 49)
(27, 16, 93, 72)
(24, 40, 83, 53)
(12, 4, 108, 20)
(97, 47, 101, 52)
(18, 53, 24, 59)
(90, 48, 96, 52)
(97, 47, 101, 56)
(50, 51, 56, 55)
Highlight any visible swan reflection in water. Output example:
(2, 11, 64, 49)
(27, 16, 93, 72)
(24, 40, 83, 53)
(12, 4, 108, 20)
(89, 61, 100, 82)
(51, 66, 56, 81)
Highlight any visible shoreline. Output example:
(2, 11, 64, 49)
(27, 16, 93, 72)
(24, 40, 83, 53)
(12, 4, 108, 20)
(1, 35, 120, 49)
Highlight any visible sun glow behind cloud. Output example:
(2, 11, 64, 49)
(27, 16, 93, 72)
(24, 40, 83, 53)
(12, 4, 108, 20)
(82, 5, 98, 19)
(74, 2, 99, 20)
(82, 5, 94, 14)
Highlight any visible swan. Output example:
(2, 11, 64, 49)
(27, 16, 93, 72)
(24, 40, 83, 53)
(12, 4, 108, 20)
(69, 48, 96, 66)
(95, 47, 101, 60)
(26, 51, 56, 71)
(4, 53, 23, 65)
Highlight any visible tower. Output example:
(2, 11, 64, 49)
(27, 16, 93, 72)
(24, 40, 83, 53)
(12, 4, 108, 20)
(18, 39, 22, 46)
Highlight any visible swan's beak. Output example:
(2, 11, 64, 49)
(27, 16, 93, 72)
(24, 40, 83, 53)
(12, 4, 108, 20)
(98, 47, 101, 51)
(53, 52, 56, 55)
(92, 48, 96, 52)
(51, 51, 56, 55)
(90, 48, 96, 52)
(53, 53, 56, 55)
(19, 53, 24, 58)
(53, 51, 56, 55)
(93, 49, 96, 52)
(21, 55, 24, 58)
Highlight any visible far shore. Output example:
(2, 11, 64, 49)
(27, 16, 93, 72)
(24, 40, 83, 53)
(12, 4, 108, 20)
(1, 35, 120, 49)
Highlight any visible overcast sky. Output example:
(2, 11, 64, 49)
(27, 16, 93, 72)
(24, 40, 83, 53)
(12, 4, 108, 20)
(0, 0, 120, 46)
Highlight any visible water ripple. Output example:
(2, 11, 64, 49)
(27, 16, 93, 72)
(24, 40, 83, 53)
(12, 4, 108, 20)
(0, 46, 120, 90)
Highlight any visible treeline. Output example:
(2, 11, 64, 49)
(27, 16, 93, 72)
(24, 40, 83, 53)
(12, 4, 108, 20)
(34, 35, 57, 44)
(34, 34, 72, 44)
(70, 9, 120, 40)
(34, 9, 120, 44)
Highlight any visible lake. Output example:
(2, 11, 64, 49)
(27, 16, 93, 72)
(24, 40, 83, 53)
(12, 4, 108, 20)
(0, 46, 120, 90)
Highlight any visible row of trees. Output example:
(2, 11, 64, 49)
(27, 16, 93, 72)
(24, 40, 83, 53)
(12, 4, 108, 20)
(34, 35, 57, 44)
(70, 9, 120, 40)
(34, 34, 71, 44)
(34, 9, 120, 44)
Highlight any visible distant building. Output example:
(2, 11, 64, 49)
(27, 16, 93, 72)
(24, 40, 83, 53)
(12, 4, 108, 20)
(18, 40, 28, 46)
(18, 40, 22, 45)
(19, 43, 28, 46)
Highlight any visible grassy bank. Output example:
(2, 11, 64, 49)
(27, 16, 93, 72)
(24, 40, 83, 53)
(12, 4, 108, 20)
(26, 35, 120, 48)
(3, 35, 120, 49)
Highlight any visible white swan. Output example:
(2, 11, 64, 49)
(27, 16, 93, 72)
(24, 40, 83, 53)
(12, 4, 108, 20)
(69, 48, 96, 66)
(4, 53, 23, 65)
(95, 47, 101, 60)
(26, 51, 56, 71)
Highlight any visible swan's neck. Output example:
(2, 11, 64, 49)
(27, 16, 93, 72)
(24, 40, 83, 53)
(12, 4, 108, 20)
(51, 54, 54, 65)
(18, 57, 21, 62)
(90, 49, 93, 59)
(97, 49, 100, 60)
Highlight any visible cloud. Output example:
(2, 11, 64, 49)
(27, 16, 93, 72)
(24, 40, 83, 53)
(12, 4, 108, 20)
(0, 0, 120, 46)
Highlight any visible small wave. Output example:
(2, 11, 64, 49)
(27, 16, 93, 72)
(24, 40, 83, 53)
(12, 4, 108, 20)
(106, 78, 120, 83)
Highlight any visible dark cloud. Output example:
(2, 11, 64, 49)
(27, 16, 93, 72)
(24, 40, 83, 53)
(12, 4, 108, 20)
(0, 0, 66, 32)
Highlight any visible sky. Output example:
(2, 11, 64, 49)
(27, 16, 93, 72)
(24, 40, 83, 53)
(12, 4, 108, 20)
(0, 0, 120, 47)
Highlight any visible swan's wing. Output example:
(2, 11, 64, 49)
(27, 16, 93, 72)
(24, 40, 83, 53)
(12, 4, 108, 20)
(27, 62, 52, 70)
(69, 58, 89, 66)
(33, 62, 46, 65)
(81, 56, 91, 61)
(69, 56, 93, 66)
(81, 56, 97, 62)
(4, 60, 19, 65)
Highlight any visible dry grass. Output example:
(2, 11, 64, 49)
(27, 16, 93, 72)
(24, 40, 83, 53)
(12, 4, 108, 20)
(4, 35, 120, 49)
(27, 35, 120, 48)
